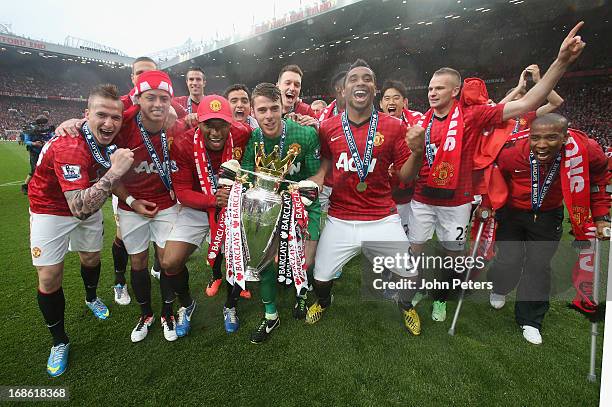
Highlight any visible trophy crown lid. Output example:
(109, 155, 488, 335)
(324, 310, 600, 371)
(254, 141, 298, 178)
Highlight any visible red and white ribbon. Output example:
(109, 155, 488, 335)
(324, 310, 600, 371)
(225, 180, 247, 290)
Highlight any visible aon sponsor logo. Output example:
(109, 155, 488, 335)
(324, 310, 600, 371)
(134, 160, 178, 174)
(335, 152, 377, 173)
(288, 162, 301, 176)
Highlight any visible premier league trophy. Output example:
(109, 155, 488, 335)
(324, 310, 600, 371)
(239, 142, 300, 281)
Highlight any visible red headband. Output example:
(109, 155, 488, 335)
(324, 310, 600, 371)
(134, 70, 174, 97)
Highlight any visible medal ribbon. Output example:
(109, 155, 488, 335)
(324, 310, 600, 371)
(204, 150, 218, 193)
(340, 108, 378, 183)
(424, 114, 436, 167)
(136, 113, 173, 192)
(529, 151, 562, 214)
(81, 122, 114, 169)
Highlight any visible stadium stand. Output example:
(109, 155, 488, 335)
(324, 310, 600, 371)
(1, 0, 610, 149)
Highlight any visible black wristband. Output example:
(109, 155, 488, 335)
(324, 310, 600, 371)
(594, 215, 611, 222)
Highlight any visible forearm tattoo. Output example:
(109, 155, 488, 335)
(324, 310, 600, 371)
(65, 171, 121, 220)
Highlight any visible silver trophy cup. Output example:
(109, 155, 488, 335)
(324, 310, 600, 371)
(241, 171, 283, 281)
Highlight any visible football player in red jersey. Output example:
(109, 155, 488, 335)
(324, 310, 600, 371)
(54, 56, 183, 303)
(408, 22, 586, 323)
(306, 59, 425, 335)
(28, 84, 133, 377)
(380, 79, 423, 236)
(277, 64, 319, 127)
(121, 57, 185, 289)
(112, 70, 186, 343)
(480, 114, 610, 344)
(225, 83, 259, 130)
(164, 95, 251, 335)
(173, 66, 206, 122)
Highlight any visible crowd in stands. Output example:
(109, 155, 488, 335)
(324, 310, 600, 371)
(0, 97, 85, 133)
(558, 83, 612, 148)
(0, 71, 91, 99)
(1, 77, 609, 149)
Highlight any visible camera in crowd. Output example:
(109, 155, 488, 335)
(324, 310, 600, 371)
(24, 114, 55, 152)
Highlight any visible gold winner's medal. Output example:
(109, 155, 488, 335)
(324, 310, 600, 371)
(356, 182, 368, 192)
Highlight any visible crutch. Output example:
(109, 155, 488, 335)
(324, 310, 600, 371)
(448, 211, 489, 336)
(587, 226, 610, 382)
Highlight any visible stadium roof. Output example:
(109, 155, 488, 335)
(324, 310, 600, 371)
(163, 0, 611, 94)
(0, 31, 133, 66)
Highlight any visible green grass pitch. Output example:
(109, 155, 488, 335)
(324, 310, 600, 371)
(0, 141, 606, 406)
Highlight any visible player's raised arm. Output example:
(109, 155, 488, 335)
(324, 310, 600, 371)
(528, 65, 565, 116)
(502, 21, 585, 121)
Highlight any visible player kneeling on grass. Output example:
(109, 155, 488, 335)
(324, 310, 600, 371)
(306, 59, 425, 335)
(28, 84, 133, 377)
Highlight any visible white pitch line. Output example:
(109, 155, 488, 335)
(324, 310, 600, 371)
(0, 180, 23, 187)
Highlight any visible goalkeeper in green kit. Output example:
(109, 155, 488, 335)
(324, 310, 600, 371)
(241, 83, 321, 344)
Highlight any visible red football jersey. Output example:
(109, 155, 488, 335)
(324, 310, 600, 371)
(173, 95, 200, 115)
(320, 112, 410, 221)
(413, 103, 504, 207)
(318, 99, 343, 122)
(171, 122, 251, 211)
(29, 134, 108, 216)
(319, 101, 343, 187)
(484, 110, 536, 137)
(496, 137, 610, 217)
(293, 101, 318, 118)
(391, 109, 423, 204)
(116, 116, 183, 212)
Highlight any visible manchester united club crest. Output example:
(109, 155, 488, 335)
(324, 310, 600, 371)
(232, 147, 243, 160)
(373, 132, 384, 147)
(572, 206, 588, 225)
(288, 143, 302, 155)
(519, 118, 527, 126)
(210, 99, 222, 112)
(32, 247, 42, 258)
(431, 161, 454, 186)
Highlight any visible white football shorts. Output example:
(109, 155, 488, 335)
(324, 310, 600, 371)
(117, 204, 179, 255)
(408, 200, 472, 251)
(30, 210, 103, 266)
(313, 214, 416, 282)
